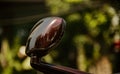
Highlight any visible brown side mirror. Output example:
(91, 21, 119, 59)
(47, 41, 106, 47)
(25, 17, 90, 74)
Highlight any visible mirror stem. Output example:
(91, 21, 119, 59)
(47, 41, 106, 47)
(30, 55, 90, 74)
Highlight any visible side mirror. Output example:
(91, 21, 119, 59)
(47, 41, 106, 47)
(26, 17, 65, 57)
(25, 17, 90, 74)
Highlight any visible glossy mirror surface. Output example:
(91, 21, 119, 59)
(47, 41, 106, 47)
(26, 17, 66, 57)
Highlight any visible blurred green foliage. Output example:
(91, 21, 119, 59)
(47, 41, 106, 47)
(0, 0, 120, 74)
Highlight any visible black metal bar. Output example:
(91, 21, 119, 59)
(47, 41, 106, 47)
(30, 55, 90, 74)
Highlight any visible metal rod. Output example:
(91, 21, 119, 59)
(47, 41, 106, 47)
(30, 55, 90, 74)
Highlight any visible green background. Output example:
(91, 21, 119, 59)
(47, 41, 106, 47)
(0, 0, 120, 74)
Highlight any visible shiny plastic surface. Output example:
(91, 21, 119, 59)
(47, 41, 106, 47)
(25, 17, 66, 57)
